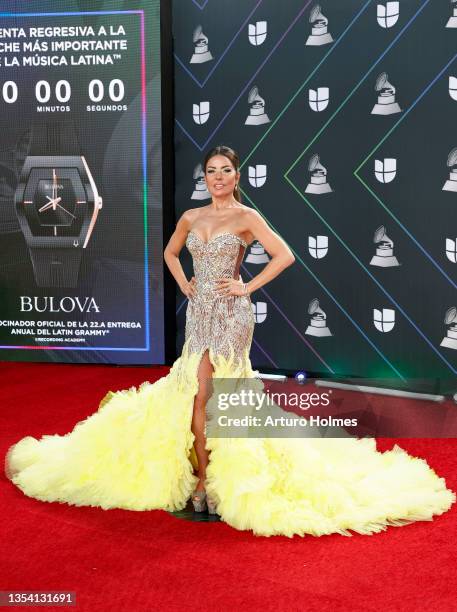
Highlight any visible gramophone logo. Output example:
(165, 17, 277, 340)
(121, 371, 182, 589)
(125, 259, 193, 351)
(193, 101, 210, 124)
(252, 301, 267, 323)
(248, 21, 268, 46)
(309, 87, 330, 112)
(305, 298, 332, 337)
(375, 158, 397, 183)
(377, 2, 400, 28)
(246, 241, 270, 264)
(305, 154, 333, 194)
(373, 308, 395, 332)
(445, 238, 457, 263)
(190, 25, 214, 64)
(446, 0, 457, 28)
(245, 86, 271, 125)
(371, 72, 402, 115)
(442, 147, 457, 192)
(248, 164, 267, 187)
(191, 163, 210, 200)
(308, 235, 329, 259)
(440, 306, 457, 349)
(306, 5, 334, 46)
(449, 77, 457, 101)
(370, 225, 400, 267)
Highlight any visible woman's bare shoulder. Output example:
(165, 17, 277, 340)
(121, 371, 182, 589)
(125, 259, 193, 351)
(184, 205, 212, 215)
(239, 205, 259, 220)
(181, 207, 208, 223)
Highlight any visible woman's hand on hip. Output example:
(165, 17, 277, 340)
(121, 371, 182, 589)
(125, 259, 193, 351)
(215, 277, 249, 297)
(181, 276, 197, 299)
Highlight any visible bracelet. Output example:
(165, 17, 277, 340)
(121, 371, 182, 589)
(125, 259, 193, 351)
(243, 282, 250, 296)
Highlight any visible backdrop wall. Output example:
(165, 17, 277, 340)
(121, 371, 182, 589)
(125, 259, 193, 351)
(172, 0, 457, 393)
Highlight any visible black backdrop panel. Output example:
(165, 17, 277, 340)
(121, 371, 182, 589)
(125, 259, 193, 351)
(172, 0, 457, 393)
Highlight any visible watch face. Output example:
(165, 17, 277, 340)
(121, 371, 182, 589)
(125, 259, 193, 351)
(36, 178, 77, 226)
(22, 167, 87, 238)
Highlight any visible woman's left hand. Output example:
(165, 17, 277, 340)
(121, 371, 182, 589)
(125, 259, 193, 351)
(215, 277, 248, 297)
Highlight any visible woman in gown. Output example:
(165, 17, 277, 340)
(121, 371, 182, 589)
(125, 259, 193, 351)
(5, 146, 455, 538)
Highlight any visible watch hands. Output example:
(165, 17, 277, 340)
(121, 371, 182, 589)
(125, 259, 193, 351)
(54, 202, 76, 219)
(39, 196, 62, 212)
(52, 169, 57, 209)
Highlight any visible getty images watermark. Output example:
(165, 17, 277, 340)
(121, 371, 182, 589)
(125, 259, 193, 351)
(205, 377, 358, 439)
(205, 376, 457, 438)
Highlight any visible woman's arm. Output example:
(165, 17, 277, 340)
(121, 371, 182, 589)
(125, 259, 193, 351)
(163, 210, 196, 297)
(215, 209, 295, 298)
(243, 209, 295, 295)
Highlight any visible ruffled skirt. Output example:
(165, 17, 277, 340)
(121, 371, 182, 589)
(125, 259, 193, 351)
(5, 340, 455, 537)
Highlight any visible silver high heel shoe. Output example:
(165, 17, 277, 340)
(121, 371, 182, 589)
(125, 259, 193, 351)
(191, 489, 207, 512)
(206, 496, 218, 515)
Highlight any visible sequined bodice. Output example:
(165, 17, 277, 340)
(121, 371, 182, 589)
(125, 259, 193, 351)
(186, 231, 248, 301)
(184, 230, 255, 364)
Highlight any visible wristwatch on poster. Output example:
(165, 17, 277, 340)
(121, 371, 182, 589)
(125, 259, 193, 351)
(14, 121, 103, 288)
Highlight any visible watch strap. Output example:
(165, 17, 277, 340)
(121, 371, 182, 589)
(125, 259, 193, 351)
(29, 247, 83, 288)
(29, 121, 80, 156)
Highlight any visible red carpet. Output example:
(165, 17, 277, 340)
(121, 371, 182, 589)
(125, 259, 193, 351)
(1, 361, 456, 611)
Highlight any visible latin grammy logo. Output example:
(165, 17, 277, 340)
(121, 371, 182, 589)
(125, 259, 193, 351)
(440, 306, 457, 349)
(446, 0, 457, 28)
(190, 25, 214, 64)
(245, 86, 270, 125)
(245, 241, 270, 264)
(191, 163, 210, 200)
(370, 226, 400, 267)
(305, 154, 333, 194)
(305, 298, 332, 337)
(442, 147, 457, 192)
(306, 5, 333, 46)
(371, 72, 402, 115)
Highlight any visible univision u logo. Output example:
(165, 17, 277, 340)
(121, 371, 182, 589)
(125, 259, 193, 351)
(193, 101, 210, 125)
(449, 76, 457, 101)
(248, 165, 267, 187)
(377, 2, 399, 28)
(373, 308, 395, 332)
(375, 158, 397, 183)
(445, 238, 457, 263)
(308, 235, 328, 259)
(309, 87, 329, 112)
(252, 301, 267, 323)
(248, 21, 267, 46)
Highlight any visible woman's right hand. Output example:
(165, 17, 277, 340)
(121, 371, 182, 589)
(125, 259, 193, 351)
(180, 276, 197, 299)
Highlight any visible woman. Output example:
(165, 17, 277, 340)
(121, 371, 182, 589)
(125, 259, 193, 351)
(164, 145, 295, 513)
(5, 146, 455, 538)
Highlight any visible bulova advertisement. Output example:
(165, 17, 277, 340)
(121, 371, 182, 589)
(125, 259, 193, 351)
(0, 0, 164, 364)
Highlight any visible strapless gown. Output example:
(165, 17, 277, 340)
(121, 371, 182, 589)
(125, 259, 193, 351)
(4, 232, 455, 537)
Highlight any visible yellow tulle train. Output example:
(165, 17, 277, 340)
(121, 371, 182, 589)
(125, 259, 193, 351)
(5, 340, 456, 537)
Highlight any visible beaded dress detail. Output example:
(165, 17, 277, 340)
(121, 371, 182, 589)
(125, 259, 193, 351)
(184, 231, 254, 370)
(4, 232, 455, 537)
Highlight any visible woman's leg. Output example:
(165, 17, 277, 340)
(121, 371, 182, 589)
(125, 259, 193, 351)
(191, 349, 214, 493)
